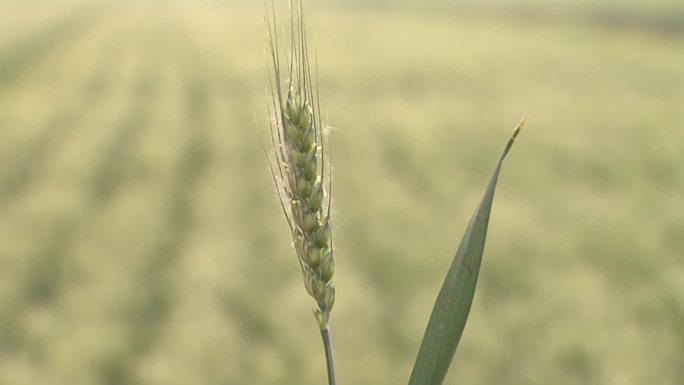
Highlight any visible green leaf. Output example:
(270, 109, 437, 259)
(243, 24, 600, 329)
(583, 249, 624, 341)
(408, 120, 525, 385)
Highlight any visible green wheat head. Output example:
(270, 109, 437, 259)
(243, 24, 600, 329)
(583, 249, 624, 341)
(264, 0, 335, 331)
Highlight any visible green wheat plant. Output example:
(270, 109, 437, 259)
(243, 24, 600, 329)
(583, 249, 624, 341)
(263, 2, 524, 385)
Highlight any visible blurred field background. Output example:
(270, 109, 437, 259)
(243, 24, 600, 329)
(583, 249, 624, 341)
(0, 0, 683, 384)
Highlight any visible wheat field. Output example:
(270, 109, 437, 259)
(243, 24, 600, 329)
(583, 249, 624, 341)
(0, 1, 683, 385)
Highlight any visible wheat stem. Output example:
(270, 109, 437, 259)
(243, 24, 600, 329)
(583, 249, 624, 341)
(320, 327, 336, 385)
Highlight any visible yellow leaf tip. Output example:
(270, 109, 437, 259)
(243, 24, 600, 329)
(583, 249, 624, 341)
(512, 113, 528, 139)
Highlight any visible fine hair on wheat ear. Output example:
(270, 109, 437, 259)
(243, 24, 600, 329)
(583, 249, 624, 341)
(263, 1, 336, 384)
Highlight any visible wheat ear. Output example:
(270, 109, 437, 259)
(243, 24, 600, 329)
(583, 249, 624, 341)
(265, 0, 335, 332)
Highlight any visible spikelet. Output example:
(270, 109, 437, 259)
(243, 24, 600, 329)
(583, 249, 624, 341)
(265, 0, 335, 330)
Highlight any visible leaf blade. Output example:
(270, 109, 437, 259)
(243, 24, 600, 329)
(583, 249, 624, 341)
(408, 122, 524, 385)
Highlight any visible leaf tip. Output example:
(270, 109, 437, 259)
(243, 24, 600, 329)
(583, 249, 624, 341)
(513, 113, 529, 138)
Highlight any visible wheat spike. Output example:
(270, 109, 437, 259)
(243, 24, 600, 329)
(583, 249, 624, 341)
(265, 0, 335, 330)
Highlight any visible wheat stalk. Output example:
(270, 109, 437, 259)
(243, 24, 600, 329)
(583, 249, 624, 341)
(263, 1, 336, 383)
